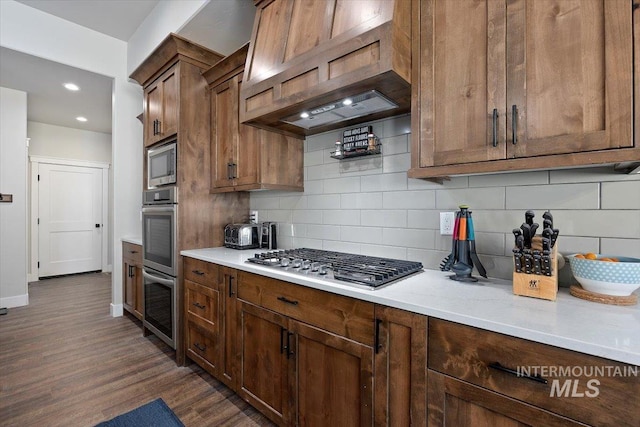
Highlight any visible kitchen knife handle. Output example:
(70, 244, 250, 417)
(492, 109, 498, 147)
(511, 105, 518, 144)
(489, 362, 548, 384)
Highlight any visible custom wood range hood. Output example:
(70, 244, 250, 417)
(239, 0, 411, 136)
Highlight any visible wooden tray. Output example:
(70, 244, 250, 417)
(569, 284, 638, 306)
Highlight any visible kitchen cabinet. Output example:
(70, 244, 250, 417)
(427, 319, 640, 427)
(236, 270, 375, 426)
(122, 242, 143, 320)
(131, 34, 250, 365)
(409, 0, 637, 179)
(143, 64, 178, 147)
(203, 44, 304, 193)
(239, 0, 411, 136)
(374, 305, 427, 426)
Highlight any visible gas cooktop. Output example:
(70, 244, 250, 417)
(247, 248, 423, 289)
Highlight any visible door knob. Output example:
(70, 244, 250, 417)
(95, 224, 101, 228)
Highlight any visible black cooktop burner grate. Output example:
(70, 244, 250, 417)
(247, 248, 423, 288)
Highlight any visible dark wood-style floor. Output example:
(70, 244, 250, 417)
(0, 272, 273, 427)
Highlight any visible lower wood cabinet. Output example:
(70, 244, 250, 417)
(374, 305, 427, 426)
(122, 242, 143, 320)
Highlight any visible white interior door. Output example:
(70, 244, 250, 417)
(38, 163, 102, 277)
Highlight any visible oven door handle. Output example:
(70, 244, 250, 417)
(142, 206, 176, 213)
(142, 269, 175, 287)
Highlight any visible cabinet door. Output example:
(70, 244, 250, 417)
(289, 319, 374, 427)
(236, 301, 290, 425)
(417, 0, 507, 167)
(234, 78, 260, 188)
(144, 65, 179, 147)
(374, 306, 427, 426)
(427, 370, 583, 427)
(506, 0, 632, 158)
(211, 80, 237, 189)
(123, 259, 135, 313)
(219, 267, 238, 389)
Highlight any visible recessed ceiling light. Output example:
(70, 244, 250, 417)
(76, 116, 87, 122)
(64, 83, 80, 91)
(342, 98, 353, 106)
(300, 112, 309, 119)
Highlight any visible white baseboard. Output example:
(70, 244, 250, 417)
(110, 303, 123, 317)
(28, 273, 39, 282)
(0, 293, 29, 308)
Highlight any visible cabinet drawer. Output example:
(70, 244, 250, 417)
(183, 257, 219, 287)
(237, 271, 374, 345)
(185, 280, 219, 329)
(186, 323, 217, 375)
(122, 242, 142, 265)
(428, 319, 639, 427)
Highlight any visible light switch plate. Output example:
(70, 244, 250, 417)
(440, 212, 455, 235)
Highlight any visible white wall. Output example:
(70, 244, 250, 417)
(0, 0, 142, 316)
(127, 0, 208, 75)
(251, 114, 640, 284)
(28, 121, 114, 270)
(0, 87, 28, 308)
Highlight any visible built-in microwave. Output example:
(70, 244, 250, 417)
(147, 141, 176, 188)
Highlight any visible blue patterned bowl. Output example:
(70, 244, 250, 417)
(568, 254, 640, 296)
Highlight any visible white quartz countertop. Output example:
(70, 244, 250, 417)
(121, 236, 142, 246)
(181, 247, 640, 366)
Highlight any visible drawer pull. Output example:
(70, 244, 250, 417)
(129, 250, 138, 254)
(277, 296, 298, 305)
(192, 302, 206, 310)
(194, 342, 206, 352)
(489, 362, 548, 384)
(192, 270, 205, 276)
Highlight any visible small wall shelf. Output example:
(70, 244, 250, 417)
(330, 144, 381, 160)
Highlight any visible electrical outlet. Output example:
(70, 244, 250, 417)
(250, 210, 258, 224)
(440, 212, 455, 235)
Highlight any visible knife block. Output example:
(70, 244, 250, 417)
(512, 237, 558, 301)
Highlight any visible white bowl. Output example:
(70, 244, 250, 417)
(567, 254, 640, 296)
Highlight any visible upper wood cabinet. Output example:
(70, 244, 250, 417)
(238, 0, 412, 136)
(203, 44, 304, 193)
(409, 0, 637, 179)
(143, 65, 178, 147)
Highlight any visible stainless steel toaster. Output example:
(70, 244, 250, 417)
(224, 224, 260, 249)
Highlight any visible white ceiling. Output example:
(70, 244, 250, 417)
(0, 0, 255, 134)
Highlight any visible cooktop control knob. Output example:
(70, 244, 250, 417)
(280, 257, 290, 267)
(292, 258, 302, 268)
(310, 262, 320, 272)
(318, 265, 328, 275)
(301, 260, 311, 270)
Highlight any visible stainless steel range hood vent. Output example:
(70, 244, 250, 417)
(281, 90, 399, 130)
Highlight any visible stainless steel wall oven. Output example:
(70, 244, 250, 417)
(141, 186, 178, 349)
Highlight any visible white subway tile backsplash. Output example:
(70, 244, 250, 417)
(470, 171, 548, 187)
(506, 183, 599, 210)
(436, 187, 505, 210)
(383, 190, 435, 209)
(600, 238, 640, 258)
(383, 228, 435, 249)
(360, 210, 407, 228)
(307, 194, 341, 209)
(340, 192, 383, 209)
(550, 167, 640, 184)
(306, 224, 340, 240)
(362, 244, 408, 259)
(340, 226, 383, 244)
(249, 115, 640, 282)
(383, 153, 411, 173)
(323, 210, 361, 225)
(407, 210, 440, 229)
(601, 181, 640, 209)
(382, 134, 409, 155)
(323, 176, 361, 194)
(361, 172, 407, 192)
(553, 210, 640, 239)
(292, 209, 322, 224)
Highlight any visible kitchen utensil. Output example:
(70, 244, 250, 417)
(467, 215, 487, 278)
(448, 206, 482, 283)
